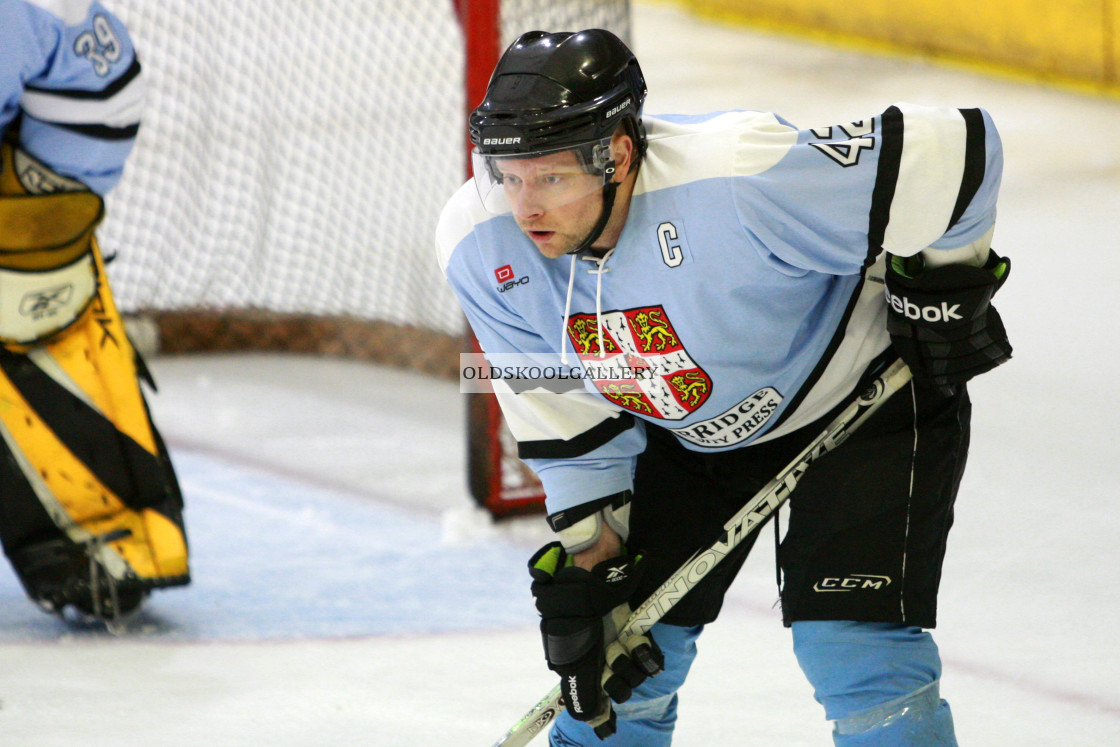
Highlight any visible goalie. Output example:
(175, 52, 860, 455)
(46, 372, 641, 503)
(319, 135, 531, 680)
(0, 0, 189, 624)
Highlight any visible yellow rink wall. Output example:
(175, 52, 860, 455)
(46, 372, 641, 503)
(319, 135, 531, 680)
(676, 0, 1119, 96)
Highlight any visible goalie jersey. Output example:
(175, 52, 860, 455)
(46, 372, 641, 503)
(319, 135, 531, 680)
(1, 0, 143, 194)
(437, 104, 1002, 516)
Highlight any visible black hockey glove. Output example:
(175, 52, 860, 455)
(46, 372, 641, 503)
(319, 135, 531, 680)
(529, 542, 664, 740)
(885, 250, 1012, 390)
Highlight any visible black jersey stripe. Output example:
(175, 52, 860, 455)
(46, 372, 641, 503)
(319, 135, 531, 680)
(518, 412, 636, 459)
(768, 108, 902, 435)
(947, 108, 987, 230)
(865, 105, 904, 265)
(24, 57, 142, 101)
(48, 120, 140, 140)
(23, 111, 141, 140)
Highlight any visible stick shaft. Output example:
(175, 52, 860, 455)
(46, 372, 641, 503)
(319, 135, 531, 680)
(493, 359, 912, 747)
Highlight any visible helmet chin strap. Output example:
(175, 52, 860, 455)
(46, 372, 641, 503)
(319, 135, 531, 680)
(566, 162, 618, 255)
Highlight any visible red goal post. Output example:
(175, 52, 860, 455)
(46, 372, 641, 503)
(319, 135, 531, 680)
(458, 1, 633, 518)
(100, 0, 630, 519)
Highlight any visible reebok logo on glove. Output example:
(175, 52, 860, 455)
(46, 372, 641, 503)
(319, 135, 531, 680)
(604, 564, 631, 583)
(567, 675, 584, 714)
(883, 249, 1012, 388)
(884, 288, 963, 323)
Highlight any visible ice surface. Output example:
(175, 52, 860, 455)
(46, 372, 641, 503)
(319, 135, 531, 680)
(1, 3, 1118, 745)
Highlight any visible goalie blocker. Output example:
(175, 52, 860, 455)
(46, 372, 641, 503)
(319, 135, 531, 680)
(0, 142, 189, 621)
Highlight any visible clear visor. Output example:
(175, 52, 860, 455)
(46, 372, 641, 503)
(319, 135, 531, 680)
(471, 139, 615, 215)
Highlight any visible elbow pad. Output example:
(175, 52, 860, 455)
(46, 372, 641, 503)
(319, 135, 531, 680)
(547, 491, 632, 554)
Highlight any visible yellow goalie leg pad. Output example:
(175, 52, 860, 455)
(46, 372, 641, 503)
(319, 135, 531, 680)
(82, 508, 189, 581)
(0, 370, 188, 582)
(0, 241, 188, 584)
(38, 238, 160, 454)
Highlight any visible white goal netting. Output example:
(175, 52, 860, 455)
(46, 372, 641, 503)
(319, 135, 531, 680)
(101, 0, 629, 516)
(101, 0, 630, 346)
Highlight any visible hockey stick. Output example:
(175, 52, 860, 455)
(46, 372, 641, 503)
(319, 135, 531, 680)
(491, 358, 913, 747)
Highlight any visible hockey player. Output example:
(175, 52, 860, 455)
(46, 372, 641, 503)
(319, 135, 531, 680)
(0, 0, 189, 625)
(440, 29, 1012, 745)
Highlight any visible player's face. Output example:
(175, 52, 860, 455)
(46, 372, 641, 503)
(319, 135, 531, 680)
(497, 151, 607, 258)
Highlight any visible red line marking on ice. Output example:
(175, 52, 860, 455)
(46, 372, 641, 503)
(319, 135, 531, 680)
(944, 657, 1120, 719)
(721, 596, 1120, 720)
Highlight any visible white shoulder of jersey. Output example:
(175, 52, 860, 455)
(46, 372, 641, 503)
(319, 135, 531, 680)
(23, 0, 95, 25)
(883, 102, 978, 256)
(435, 179, 490, 275)
(637, 111, 799, 195)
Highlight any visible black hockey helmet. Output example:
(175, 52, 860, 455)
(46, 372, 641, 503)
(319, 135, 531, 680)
(469, 29, 647, 158)
(469, 30, 647, 217)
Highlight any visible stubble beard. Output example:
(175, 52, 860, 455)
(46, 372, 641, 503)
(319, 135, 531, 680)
(520, 204, 605, 259)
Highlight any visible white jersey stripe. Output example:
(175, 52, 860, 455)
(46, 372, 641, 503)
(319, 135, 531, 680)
(21, 74, 144, 129)
(882, 104, 967, 256)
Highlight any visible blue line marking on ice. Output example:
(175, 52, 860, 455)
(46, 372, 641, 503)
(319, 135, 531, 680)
(0, 449, 536, 642)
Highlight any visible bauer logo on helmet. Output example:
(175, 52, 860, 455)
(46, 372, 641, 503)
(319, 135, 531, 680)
(605, 98, 632, 120)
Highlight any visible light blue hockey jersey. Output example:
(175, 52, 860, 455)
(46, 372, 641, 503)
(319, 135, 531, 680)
(0, 0, 142, 194)
(437, 104, 1002, 516)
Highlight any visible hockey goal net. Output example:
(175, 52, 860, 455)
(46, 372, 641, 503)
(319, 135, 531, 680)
(100, 0, 631, 518)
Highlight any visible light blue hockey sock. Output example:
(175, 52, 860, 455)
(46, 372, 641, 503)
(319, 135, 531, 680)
(792, 620, 957, 746)
(550, 623, 701, 747)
